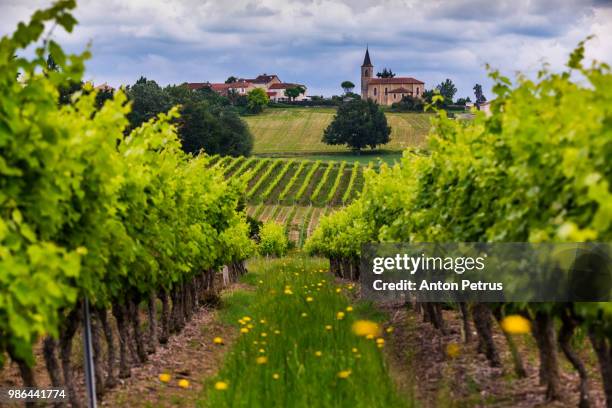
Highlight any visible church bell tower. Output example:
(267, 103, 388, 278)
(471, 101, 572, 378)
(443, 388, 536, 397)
(361, 46, 373, 99)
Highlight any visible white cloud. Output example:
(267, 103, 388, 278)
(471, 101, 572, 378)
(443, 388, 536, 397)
(0, 0, 610, 96)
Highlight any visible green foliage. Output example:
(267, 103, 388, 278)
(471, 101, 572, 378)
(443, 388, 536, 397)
(322, 99, 391, 151)
(327, 161, 347, 203)
(258, 222, 289, 257)
(310, 163, 334, 202)
(390, 95, 424, 112)
(127, 81, 253, 157)
(0, 2, 252, 367)
(435, 78, 457, 105)
(341, 80, 355, 94)
(309, 40, 612, 347)
(376, 68, 395, 78)
(285, 85, 306, 101)
(342, 162, 360, 204)
(247, 88, 270, 114)
(296, 161, 321, 201)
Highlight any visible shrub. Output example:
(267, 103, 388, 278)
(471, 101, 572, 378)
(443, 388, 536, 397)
(258, 222, 289, 257)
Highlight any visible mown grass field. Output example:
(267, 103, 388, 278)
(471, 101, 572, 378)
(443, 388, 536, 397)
(200, 256, 409, 408)
(244, 107, 431, 156)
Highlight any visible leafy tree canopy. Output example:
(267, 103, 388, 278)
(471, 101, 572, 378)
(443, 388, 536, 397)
(341, 80, 355, 94)
(225, 76, 238, 83)
(435, 78, 457, 105)
(473, 83, 487, 104)
(285, 85, 306, 101)
(126, 80, 252, 156)
(246, 88, 269, 113)
(322, 99, 391, 151)
(376, 68, 395, 78)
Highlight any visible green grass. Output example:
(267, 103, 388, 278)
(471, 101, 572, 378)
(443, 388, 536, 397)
(244, 107, 431, 158)
(201, 256, 410, 408)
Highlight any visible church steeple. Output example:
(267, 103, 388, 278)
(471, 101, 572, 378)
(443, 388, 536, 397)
(362, 46, 373, 67)
(361, 46, 373, 99)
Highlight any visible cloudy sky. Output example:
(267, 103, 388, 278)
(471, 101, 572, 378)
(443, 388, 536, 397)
(2, 0, 611, 97)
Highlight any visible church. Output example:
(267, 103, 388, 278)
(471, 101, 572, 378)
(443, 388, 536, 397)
(360, 48, 425, 106)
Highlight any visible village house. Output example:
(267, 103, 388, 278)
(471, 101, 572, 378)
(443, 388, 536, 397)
(360, 48, 425, 106)
(186, 74, 307, 102)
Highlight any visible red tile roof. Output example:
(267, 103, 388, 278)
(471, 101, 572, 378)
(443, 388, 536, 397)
(186, 82, 209, 90)
(268, 83, 304, 90)
(243, 74, 279, 84)
(266, 91, 277, 97)
(186, 81, 251, 92)
(367, 77, 424, 85)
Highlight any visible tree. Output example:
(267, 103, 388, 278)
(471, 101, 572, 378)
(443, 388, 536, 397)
(225, 76, 238, 84)
(126, 80, 252, 156)
(125, 77, 171, 128)
(436, 78, 457, 105)
(164, 84, 253, 156)
(341, 80, 355, 94)
(422, 89, 435, 103)
(473, 84, 487, 107)
(322, 99, 391, 151)
(376, 68, 395, 78)
(247, 88, 269, 113)
(455, 96, 471, 106)
(285, 85, 306, 101)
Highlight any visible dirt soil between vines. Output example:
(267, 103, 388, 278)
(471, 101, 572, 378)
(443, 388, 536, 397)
(383, 303, 606, 408)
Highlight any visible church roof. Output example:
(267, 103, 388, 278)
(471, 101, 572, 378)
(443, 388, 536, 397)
(362, 48, 373, 67)
(367, 77, 424, 85)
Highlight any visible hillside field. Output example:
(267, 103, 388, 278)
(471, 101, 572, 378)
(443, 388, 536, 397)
(211, 155, 368, 246)
(244, 107, 431, 156)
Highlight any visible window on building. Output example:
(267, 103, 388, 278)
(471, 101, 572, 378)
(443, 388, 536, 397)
(373, 88, 377, 96)
(384, 88, 388, 95)
(416, 87, 420, 95)
(393, 94, 396, 100)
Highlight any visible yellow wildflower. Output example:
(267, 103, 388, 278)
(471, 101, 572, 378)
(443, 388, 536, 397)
(261, 332, 267, 337)
(272, 373, 280, 380)
(256, 356, 268, 365)
(315, 351, 323, 357)
(501, 315, 531, 334)
(158, 373, 171, 383)
(213, 337, 224, 345)
(346, 306, 353, 312)
(243, 316, 252, 322)
(247, 324, 254, 329)
(214, 381, 229, 391)
(336, 288, 342, 293)
(337, 370, 351, 379)
(178, 379, 190, 388)
(376, 338, 385, 346)
(259, 348, 265, 353)
(260, 319, 267, 324)
(274, 330, 281, 335)
(366, 334, 374, 340)
(386, 326, 394, 333)
(337, 311, 345, 320)
(306, 296, 314, 302)
(284, 289, 293, 295)
(325, 325, 333, 331)
(352, 347, 358, 353)
(240, 327, 249, 334)
(446, 342, 461, 359)
(352, 320, 381, 337)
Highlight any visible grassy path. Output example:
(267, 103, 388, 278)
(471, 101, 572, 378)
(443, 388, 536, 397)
(200, 256, 410, 407)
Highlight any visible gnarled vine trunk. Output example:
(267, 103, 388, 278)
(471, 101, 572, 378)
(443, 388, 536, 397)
(532, 311, 561, 401)
(472, 303, 501, 367)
